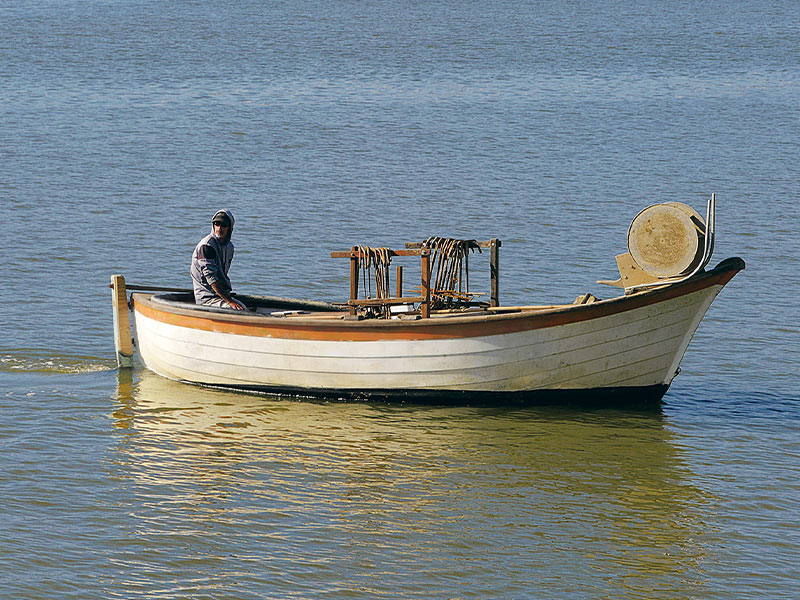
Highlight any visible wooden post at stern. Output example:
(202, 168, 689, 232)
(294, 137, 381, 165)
(110, 274, 133, 368)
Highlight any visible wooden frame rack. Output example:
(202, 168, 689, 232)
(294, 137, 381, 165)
(331, 239, 501, 318)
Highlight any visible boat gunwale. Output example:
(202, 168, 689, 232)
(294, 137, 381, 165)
(131, 257, 743, 339)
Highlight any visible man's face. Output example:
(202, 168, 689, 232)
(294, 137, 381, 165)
(214, 222, 230, 238)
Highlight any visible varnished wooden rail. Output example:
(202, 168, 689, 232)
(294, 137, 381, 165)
(331, 238, 502, 317)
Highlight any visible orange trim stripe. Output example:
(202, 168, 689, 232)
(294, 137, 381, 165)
(133, 262, 741, 343)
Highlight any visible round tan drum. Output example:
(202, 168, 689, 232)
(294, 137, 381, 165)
(627, 202, 706, 278)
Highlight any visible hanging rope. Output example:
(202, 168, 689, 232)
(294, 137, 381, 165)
(422, 237, 482, 308)
(357, 245, 392, 300)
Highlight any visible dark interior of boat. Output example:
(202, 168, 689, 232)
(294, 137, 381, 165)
(151, 292, 342, 317)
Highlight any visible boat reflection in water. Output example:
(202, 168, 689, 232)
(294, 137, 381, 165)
(111, 368, 717, 597)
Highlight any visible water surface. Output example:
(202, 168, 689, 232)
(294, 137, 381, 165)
(1, 1, 798, 598)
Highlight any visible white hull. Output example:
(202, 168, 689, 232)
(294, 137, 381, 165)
(130, 259, 742, 402)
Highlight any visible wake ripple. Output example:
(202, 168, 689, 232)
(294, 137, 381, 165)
(0, 349, 116, 374)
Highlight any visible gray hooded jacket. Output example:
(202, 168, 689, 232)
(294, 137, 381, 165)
(190, 209, 236, 304)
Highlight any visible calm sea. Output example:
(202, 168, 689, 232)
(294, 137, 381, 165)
(1, 1, 798, 598)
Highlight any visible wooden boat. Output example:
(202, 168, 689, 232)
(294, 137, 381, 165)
(112, 196, 744, 405)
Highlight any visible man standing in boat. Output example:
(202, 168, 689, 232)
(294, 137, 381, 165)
(190, 209, 246, 310)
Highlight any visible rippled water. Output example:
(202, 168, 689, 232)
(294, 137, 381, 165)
(3, 370, 798, 598)
(2, 0, 798, 598)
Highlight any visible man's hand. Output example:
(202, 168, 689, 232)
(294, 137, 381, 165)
(228, 299, 246, 311)
(211, 282, 246, 311)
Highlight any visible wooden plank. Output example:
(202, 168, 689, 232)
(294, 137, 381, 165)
(597, 252, 661, 288)
(485, 305, 569, 314)
(348, 296, 424, 307)
(490, 238, 499, 307)
(396, 265, 403, 298)
(349, 246, 359, 316)
(405, 240, 499, 249)
(331, 248, 425, 258)
(108, 283, 192, 293)
(421, 251, 431, 318)
(110, 274, 133, 368)
(430, 307, 487, 315)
